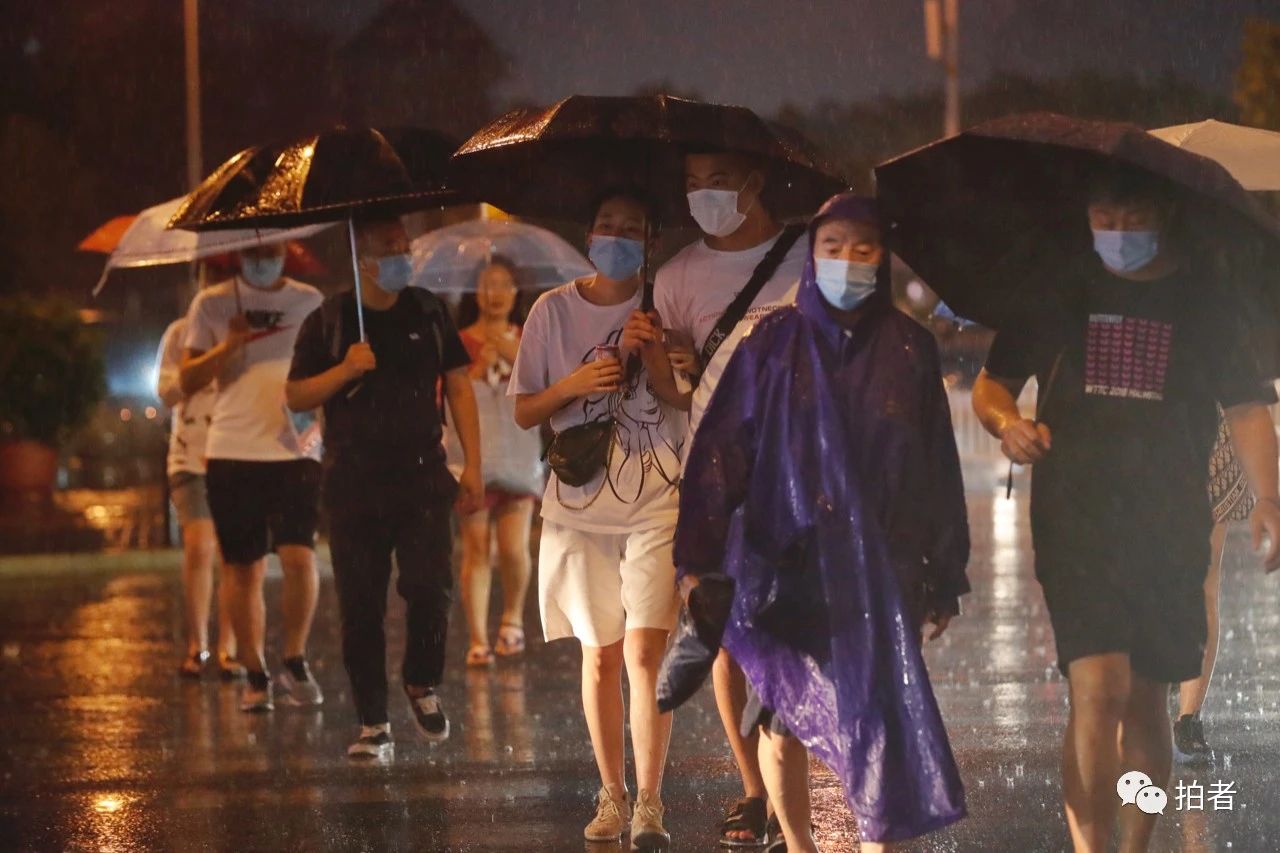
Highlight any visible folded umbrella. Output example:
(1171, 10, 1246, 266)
(410, 219, 593, 293)
(876, 112, 1280, 335)
(656, 573, 735, 713)
(1150, 119, 1280, 191)
(84, 196, 331, 294)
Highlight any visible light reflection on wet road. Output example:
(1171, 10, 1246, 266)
(2, 474, 1279, 851)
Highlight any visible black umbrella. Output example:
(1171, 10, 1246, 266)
(169, 126, 458, 231)
(170, 126, 461, 340)
(875, 112, 1280, 334)
(452, 94, 845, 223)
(453, 94, 845, 311)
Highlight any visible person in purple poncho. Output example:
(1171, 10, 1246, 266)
(676, 194, 969, 851)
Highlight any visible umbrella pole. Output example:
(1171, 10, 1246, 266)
(347, 216, 366, 342)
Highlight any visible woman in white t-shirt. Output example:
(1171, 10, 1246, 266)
(156, 314, 243, 680)
(509, 189, 684, 849)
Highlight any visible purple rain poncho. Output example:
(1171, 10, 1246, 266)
(674, 194, 969, 842)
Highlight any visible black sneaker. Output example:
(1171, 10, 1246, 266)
(1173, 714, 1213, 766)
(406, 687, 450, 742)
(347, 725, 394, 761)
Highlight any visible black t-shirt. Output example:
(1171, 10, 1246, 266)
(985, 262, 1275, 566)
(289, 290, 470, 496)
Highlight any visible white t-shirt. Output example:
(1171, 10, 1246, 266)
(509, 281, 685, 535)
(184, 277, 323, 462)
(653, 231, 807, 455)
(156, 318, 215, 477)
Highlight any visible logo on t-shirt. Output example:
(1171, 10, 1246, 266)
(243, 309, 292, 343)
(1084, 313, 1173, 401)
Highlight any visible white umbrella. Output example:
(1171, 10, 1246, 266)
(91, 197, 334, 294)
(410, 219, 593, 293)
(1150, 120, 1280, 191)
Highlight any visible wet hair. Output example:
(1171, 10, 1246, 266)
(587, 185, 659, 231)
(456, 254, 525, 327)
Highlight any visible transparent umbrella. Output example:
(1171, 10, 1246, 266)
(85, 196, 332, 294)
(410, 219, 593, 293)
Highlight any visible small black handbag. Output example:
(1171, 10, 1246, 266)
(544, 417, 615, 488)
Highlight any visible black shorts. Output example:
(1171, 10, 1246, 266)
(1037, 551, 1208, 684)
(205, 459, 321, 565)
(740, 678, 794, 739)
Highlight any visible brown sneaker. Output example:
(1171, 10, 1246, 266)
(584, 786, 630, 842)
(631, 789, 670, 851)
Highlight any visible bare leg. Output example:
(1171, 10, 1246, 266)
(624, 628, 672, 797)
(1179, 522, 1227, 717)
(714, 649, 767, 841)
(225, 560, 267, 672)
(1063, 653, 1131, 853)
(215, 557, 238, 659)
(459, 508, 494, 649)
(1118, 675, 1173, 853)
(277, 544, 318, 660)
(180, 518, 218, 655)
(758, 730, 817, 853)
(493, 499, 534, 630)
(582, 640, 627, 797)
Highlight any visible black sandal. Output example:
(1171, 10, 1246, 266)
(719, 796, 767, 847)
(765, 814, 785, 852)
(763, 814, 815, 853)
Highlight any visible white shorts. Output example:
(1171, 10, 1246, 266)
(538, 521, 680, 647)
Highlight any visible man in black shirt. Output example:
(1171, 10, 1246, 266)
(973, 173, 1280, 853)
(288, 216, 481, 761)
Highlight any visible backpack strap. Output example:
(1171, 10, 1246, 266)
(698, 224, 805, 370)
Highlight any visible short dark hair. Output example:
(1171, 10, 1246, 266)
(587, 185, 659, 230)
(1087, 168, 1172, 209)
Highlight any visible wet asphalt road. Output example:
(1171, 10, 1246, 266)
(2, 465, 1279, 852)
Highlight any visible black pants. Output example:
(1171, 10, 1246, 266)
(328, 497, 454, 726)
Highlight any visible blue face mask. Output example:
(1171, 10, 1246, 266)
(1092, 229, 1160, 273)
(375, 253, 413, 292)
(239, 253, 285, 289)
(588, 235, 645, 281)
(814, 258, 878, 310)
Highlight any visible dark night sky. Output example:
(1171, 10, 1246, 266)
(277, 0, 1280, 113)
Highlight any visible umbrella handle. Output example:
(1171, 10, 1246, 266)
(347, 217, 366, 342)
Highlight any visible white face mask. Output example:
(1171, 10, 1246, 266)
(687, 178, 755, 237)
(814, 258, 878, 310)
(239, 253, 285, 289)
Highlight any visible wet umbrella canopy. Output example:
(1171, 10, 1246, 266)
(451, 94, 847, 223)
(875, 112, 1280, 335)
(167, 126, 459, 232)
(168, 126, 461, 340)
(409, 219, 593, 294)
(85, 196, 332, 294)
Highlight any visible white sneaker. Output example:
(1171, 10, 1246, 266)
(347, 724, 394, 761)
(240, 679, 274, 713)
(406, 688, 449, 742)
(277, 662, 324, 707)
